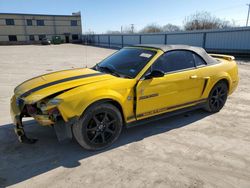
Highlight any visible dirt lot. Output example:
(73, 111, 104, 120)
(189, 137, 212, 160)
(0, 44, 250, 188)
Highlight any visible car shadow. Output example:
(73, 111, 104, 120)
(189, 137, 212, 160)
(0, 109, 211, 187)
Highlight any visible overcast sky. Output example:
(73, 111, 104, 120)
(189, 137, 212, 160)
(0, 0, 249, 33)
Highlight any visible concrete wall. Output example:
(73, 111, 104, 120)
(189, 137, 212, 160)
(85, 27, 250, 54)
(0, 13, 82, 44)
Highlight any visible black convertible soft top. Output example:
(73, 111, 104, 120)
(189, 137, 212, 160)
(133, 44, 217, 64)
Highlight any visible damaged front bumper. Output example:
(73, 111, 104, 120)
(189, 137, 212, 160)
(10, 96, 38, 143)
(10, 95, 75, 144)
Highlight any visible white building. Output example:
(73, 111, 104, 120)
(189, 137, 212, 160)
(0, 12, 82, 44)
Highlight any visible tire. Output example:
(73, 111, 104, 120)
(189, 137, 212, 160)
(73, 103, 123, 150)
(204, 81, 228, 113)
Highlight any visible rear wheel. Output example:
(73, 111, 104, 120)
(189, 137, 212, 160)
(73, 103, 122, 150)
(204, 81, 228, 113)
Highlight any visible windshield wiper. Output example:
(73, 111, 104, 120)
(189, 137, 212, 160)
(122, 75, 133, 79)
(98, 65, 120, 77)
(95, 64, 133, 78)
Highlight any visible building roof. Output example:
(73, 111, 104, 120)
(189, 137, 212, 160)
(0, 12, 81, 17)
(133, 44, 217, 64)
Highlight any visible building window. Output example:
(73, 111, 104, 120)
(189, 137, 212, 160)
(27, 19, 33, 26)
(72, 34, 79, 40)
(71, 20, 77, 26)
(6, 19, 15, 25)
(8, 35, 17, 41)
(29, 35, 35, 41)
(37, 20, 45, 26)
(38, 35, 46, 40)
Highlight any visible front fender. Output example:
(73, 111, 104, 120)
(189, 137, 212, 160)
(56, 84, 134, 122)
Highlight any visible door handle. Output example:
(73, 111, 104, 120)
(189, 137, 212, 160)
(190, 75, 198, 79)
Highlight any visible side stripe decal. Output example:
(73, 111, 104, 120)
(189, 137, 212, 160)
(127, 98, 207, 120)
(20, 72, 104, 98)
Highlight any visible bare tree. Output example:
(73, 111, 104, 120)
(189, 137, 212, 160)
(140, 23, 163, 33)
(184, 11, 234, 30)
(162, 24, 181, 32)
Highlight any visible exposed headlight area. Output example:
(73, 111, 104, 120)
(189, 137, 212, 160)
(35, 97, 63, 112)
(15, 90, 67, 126)
(37, 99, 49, 112)
(47, 98, 63, 106)
(20, 97, 63, 126)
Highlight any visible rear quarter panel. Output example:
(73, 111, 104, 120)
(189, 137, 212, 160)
(197, 57, 239, 98)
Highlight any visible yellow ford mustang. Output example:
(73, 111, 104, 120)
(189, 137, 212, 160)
(10, 44, 239, 150)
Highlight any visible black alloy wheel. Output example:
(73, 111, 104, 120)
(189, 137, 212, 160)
(73, 103, 122, 150)
(86, 112, 117, 144)
(205, 81, 228, 113)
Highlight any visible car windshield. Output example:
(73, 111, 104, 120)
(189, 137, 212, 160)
(95, 48, 156, 78)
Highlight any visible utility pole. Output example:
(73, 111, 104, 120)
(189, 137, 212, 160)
(121, 26, 123, 33)
(247, 3, 250, 26)
(131, 24, 134, 33)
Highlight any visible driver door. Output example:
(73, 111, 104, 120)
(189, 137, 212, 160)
(136, 50, 205, 120)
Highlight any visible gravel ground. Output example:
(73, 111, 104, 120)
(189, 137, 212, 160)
(0, 44, 250, 188)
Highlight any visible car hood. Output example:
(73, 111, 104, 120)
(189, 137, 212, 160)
(14, 68, 114, 103)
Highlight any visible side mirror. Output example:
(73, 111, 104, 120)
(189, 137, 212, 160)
(144, 70, 165, 79)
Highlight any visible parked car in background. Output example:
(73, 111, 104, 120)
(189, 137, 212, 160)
(52, 36, 63, 44)
(41, 38, 51, 45)
(10, 45, 239, 150)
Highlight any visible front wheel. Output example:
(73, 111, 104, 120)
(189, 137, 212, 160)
(73, 103, 123, 150)
(204, 81, 228, 113)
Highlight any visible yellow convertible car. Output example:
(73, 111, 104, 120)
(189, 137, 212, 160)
(10, 44, 239, 150)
